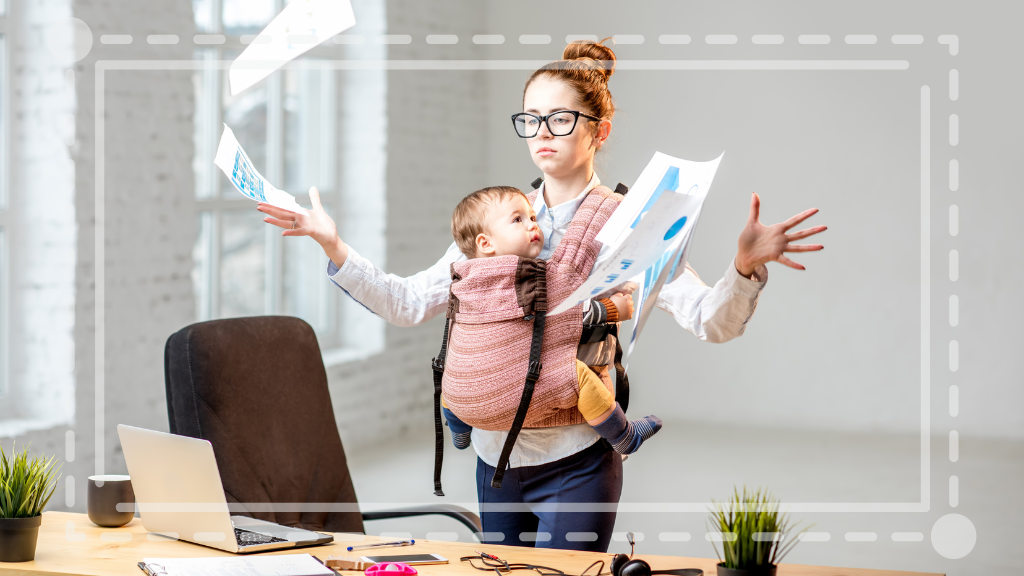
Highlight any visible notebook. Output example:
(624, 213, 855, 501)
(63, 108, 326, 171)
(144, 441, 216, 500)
(138, 553, 335, 576)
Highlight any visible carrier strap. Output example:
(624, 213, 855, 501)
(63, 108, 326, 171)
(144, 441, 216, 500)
(579, 323, 609, 345)
(577, 323, 631, 412)
(431, 318, 452, 496)
(608, 324, 630, 413)
(491, 311, 546, 489)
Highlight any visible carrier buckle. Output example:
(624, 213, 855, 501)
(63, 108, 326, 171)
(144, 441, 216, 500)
(431, 357, 445, 373)
(526, 361, 542, 383)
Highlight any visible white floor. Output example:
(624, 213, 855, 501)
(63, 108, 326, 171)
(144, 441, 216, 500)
(346, 421, 1023, 576)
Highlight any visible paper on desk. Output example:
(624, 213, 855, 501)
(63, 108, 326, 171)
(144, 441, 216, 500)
(213, 124, 309, 216)
(229, 0, 356, 96)
(550, 191, 702, 316)
(142, 553, 333, 576)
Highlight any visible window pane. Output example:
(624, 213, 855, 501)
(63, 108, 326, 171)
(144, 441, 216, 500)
(192, 0, 216, 33)
(0, 35, 6, 210)
(219, 211, 265, 318)
(282, 204, 334, 340)
(0, 228, 6, 398)
(221, 60, 267, 198)
(192, 212, 215, 321)
(284, 63, 336, 194)
(0, 36, 5, 397)
(193, 49, 219, 199)
(222, 0, 275, 36)
(281, 240, 331, 334)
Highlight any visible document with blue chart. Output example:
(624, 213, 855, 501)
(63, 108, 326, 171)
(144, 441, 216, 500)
(550, 152, 723, 355)
(549, 192, 700, 315)
(624, 155, 721, 358)
(214, 124, 309, 216)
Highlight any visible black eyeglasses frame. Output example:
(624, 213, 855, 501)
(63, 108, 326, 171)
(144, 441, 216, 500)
(510, 110, 603, 138)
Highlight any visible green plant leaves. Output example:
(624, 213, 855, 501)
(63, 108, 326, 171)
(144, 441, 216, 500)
(706, 486, 812, 570)
(0, 444, 62, 519)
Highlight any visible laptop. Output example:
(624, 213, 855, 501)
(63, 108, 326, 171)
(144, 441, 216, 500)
(117, 424, 334, 553)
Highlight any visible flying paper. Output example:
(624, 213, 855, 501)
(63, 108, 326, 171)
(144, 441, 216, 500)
(214, 124, 309, 216)
(229, 0, 356, 96)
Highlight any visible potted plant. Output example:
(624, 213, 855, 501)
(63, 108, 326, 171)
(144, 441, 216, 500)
(0, 444, 61, 562)
(707, 487, 809, 576)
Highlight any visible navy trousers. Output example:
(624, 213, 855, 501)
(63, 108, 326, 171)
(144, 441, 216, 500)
(476, 440, 623, 553)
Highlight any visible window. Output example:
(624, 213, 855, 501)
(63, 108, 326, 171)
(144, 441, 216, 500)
(0, 1, 75, 435)
(0, 15, 8, 398)
(191, 0, 386, 362)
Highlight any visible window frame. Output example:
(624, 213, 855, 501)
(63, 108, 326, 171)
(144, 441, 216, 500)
(192, 0, 386, 363)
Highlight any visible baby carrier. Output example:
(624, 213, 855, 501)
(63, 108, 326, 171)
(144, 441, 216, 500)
(431, 183, 630, 495)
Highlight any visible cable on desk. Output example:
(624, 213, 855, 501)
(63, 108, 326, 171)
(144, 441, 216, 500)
(460, 553, 607, 576)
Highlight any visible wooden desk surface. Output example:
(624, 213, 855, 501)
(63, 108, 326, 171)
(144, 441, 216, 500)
(0, 512, 943, 576)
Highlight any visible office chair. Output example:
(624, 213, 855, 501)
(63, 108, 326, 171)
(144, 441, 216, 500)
(163, 316, 480, 534)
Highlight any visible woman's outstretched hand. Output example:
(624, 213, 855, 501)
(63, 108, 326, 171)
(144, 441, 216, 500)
(735, 192, 826, 278)
(257, 187, 349, 267)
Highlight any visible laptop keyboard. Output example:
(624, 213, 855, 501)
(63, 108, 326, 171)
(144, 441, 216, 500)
(235, 527, 288, 546)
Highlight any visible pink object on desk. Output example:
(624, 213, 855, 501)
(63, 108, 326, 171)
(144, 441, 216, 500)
(366, 562, 418, 576)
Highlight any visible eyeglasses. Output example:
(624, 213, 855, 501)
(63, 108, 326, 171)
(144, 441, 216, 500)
(511, 110, 602, 138)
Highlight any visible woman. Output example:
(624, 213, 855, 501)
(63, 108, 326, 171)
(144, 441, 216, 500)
(257, 40, 825, 552)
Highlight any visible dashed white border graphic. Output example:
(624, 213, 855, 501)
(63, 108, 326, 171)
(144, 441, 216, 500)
(87, 32, 974, 555)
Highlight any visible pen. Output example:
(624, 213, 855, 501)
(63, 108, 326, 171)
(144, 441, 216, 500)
(347, 539, 415, 552)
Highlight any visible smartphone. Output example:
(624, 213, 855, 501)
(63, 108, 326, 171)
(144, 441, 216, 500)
(358, 554, 448, 566)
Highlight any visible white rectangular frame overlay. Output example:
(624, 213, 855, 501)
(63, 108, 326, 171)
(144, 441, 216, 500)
(94, 57, 933, 514)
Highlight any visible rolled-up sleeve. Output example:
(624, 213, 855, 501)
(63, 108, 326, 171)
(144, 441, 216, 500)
(655, 258, 768, 343)
(327, 242, 466, 327)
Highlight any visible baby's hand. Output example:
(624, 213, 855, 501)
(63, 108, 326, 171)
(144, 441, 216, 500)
(592, 281, 639, 301)
(614, 281, 639, 296)
(609, 292, 634, 321)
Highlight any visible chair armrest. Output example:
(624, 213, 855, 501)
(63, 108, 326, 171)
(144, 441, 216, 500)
(361, 504, 481, 533)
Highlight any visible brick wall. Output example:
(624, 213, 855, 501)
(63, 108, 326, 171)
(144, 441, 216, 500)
(0, 0, 77, 431)
(1, 0, 492, 513)
(0, 0, 84, 506)
(72, 0, 197, 503)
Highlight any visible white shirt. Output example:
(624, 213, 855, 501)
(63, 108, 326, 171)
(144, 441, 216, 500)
(327, 174, 768, 467)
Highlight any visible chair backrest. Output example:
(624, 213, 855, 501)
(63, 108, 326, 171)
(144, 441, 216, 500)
(164, 316, 363, 533)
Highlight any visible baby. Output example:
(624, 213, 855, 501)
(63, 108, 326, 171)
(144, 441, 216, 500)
(442, 185, 662, 455)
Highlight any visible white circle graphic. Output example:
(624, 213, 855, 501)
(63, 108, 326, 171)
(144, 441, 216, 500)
(930, 513, 976, 559)
(45, 18, 94, 63)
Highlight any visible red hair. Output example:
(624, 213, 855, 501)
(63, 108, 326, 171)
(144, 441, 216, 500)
(524, 38, 617, 129)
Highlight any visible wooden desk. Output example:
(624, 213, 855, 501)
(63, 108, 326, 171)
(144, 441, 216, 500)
(0, 512, 943, 576)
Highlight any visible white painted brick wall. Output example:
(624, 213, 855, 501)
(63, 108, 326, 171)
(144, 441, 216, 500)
(0, 0, 77, 432)
(0, 0, 200, 510)
(2, 0, 494, 513)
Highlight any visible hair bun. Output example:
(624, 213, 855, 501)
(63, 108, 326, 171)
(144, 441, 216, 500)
(562, 37, 616, 79)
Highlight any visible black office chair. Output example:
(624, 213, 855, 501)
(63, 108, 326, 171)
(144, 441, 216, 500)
(163, 316, 480, 534)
